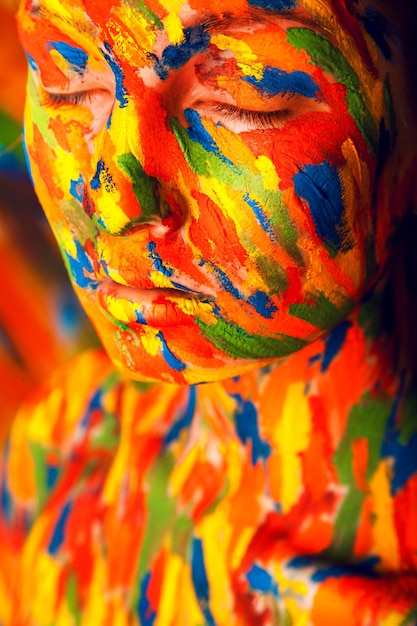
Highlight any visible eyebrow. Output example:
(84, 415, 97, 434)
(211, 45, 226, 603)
(198, 7, 330, 39)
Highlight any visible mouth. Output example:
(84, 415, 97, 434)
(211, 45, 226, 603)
(97, 279, 215, 328)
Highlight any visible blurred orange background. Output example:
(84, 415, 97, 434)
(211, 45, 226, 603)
(0, 0, 97, 445)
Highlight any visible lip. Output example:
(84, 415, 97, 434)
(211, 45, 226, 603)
(97, 279, 215, 328)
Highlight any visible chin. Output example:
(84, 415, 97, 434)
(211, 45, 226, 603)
(76, 288, 276, 384)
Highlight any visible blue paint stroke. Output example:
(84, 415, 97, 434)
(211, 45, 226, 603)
(48, 501, 72, 555)
(248, 0, 296, 10)
(164, 386, 196, 447)
(103, 42, 128, 108)
(248, 290, 278, 319)
(293, 161, 345, 249)
(134, 308, 148, 324)
(157, 332, 186, 372)
(46, 41, 88, 74)
(147, 241, 173, 277)
(71, 388, 103, 445)
(243, 193, 276, 239)
(70, 175, 84, 202)
(26, 54, 38, 71)
(246, 564, 279, 596)
(185, 109, 234, 167)
(233, 395, 272, 465)
(359, 7, 394, 60)
(244, 66, 319, 98)
(46, 465, 59, 491)
(210, 263, 241, 300)
(321, 320, 351, 372)
(210, 263, 277, 319)
(0, 467, 12, 523)
(90, 159, 106, 191)
(191, 538, 216, 626)
(288, 555, 379, 580)
(137, 572, 157, 626)
(381, 373, 417, 495)
(64, 240, 94, 289)
(153, 24, 211, 80)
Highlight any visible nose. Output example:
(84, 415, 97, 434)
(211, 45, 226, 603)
(84, 91, 183, 237)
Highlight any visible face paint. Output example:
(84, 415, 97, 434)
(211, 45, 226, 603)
(17, 0, 412, 384)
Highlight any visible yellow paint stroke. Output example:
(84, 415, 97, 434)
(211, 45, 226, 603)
(49, 49, 70, 76)
(381, 613, 408, 626)
(369, 459, 400, 571)
(80, 553, 107, 625)
(211, 34, 264, 78)
(20, 514, 61, 624)
(159, 0, 185, 45)
(105, 295, 138, 324)
(140, 326, 163, 358)
(285, 598, 310, 626)
(255, 155, 280, 192)
(163, 12, 185, 46)
(155, 553, 183, 625)
(273, 562, 308, 599)
(169, 443, 199, 497)
(273, 382, 311, 513)
(197, 510, 235, 621)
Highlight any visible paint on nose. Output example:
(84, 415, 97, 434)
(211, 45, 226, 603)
(118, 152, 164, 221)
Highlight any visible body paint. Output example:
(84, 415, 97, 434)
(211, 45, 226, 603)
(16, 0, 411, 385)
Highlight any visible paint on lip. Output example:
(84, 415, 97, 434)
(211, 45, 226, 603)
(97, 280, 215, 328)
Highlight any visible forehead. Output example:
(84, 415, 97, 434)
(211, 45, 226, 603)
(19, 0, 366, 37)
(19, 0, 386, 82)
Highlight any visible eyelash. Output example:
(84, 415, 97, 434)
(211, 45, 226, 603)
(212, 103, 291, 130)
(39, 89, 293, 131)
(40, 90, 90, 108)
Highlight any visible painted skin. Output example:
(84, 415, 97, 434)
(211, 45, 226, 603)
(0, 0, 416, 624)
(17, 0, 414, 383)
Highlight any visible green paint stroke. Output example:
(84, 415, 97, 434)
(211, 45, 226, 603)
(289, 291, 354, 330)
(128, 0, 164, 29)
(29, 441, 63, 513)
(196, 317, 306, 359)
(65, 574, 82, 625)
(118, 152, 166, 226)
(255, 255, 289, 296)
(135, 452, 177, 584)
(286, 28, 379, 155)
(171, 118, 303, 264)
(28, 72, 58, 148)
(332, 392, 392, 556)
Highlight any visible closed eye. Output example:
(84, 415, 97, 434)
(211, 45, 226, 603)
(40, 89, 94, 108)
(211, 103, 292, 130)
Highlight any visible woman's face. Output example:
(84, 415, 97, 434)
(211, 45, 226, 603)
(18, 0, 412, 383)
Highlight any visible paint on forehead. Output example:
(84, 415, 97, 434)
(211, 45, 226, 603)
(152, 24, 211, 79)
